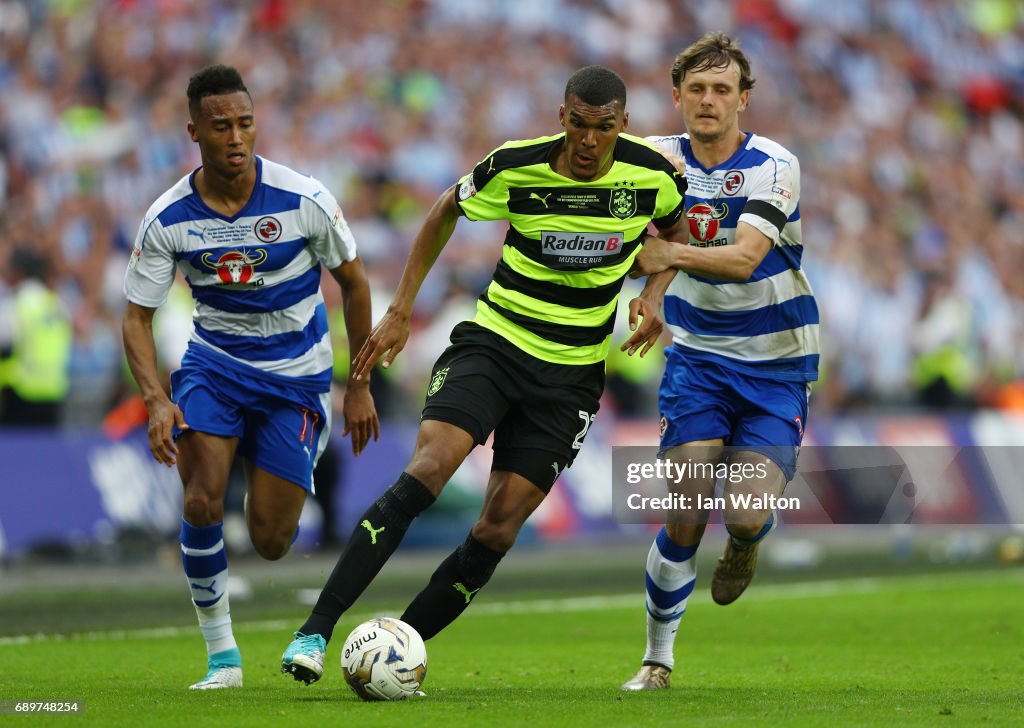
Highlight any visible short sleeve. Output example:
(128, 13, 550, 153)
(123, 217, 177, 308)
(454, 152, 510, 222)
(645, 135, 685, 171)
(306, 181, 358, 269)
(652, 163, 687, 230)
(738, 154, 800, 246)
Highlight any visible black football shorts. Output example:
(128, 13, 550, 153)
(421, 322, 604, 493)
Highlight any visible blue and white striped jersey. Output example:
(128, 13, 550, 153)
(123, 156, 358, 392)
(647, 133, 819, 382)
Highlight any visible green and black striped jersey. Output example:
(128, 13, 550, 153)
(455, 132, 686, 365)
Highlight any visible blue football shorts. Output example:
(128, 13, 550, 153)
(170, 362, 331, 491)
(658, 346, 810, 481)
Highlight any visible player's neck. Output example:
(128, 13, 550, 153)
(195, 165, 257, 218)
(550, 140, 613, 182)
(690, 130, 746, 170)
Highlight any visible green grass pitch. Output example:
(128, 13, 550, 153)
(1, 569, 1021, 726)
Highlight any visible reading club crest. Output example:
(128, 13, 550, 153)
(610, 182, 637, 220)
(254, 216, 282, 243)
(427, 367, 450, 396)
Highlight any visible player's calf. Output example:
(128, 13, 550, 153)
(711, 512, 775, 605)
(400, 533, 505, 640)
(621, 528, 696, 690)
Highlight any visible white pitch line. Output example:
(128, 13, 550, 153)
(466, 578, 881, 618)
(0, 568, 1018, 647)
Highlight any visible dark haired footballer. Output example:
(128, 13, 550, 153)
(123, 64, 378, 689)
(281, 65, 689, 684)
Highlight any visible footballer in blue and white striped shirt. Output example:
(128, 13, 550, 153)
(123, 64, 378, 691)
(622, 32, 819, 692)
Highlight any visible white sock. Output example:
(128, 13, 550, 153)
(180, 520, 238, 657)
(642, 527, 697, 670)
(196, 603, 236, 657)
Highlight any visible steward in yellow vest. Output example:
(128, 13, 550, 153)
(0, 251, 72, 426)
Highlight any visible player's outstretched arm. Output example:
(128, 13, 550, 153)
(122, 301, 188, 465)
(329, 256, 379, 455)
(633, 223, 772, 281)
(352, 185, 461, 379)
(621, 214, 686, 354)
(621, 269, 675, 357)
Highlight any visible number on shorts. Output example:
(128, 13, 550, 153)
(572, 410, 596, 450)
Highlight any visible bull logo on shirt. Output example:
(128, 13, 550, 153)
(201, 249, 267, 284)
(687, 202, 729, 243)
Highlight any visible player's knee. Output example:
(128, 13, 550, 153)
(182, 493, 223, 526)
(251, 531, 291, 561)
(470, 518, 520, 553)
(404, 453, 455, 496)
(246, 514, 294, 560)
(254, 540, 290, 561)
(726, 515, 769, 541)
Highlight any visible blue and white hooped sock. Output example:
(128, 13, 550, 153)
(643, 527, 698, 670)
(180, 519, 237, 658)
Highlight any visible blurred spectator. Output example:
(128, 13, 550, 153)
(912, 270, 976, 408)
(2, 0, 1024, 426)
(0, 249, 72, 425)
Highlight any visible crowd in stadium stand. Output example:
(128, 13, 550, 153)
(1, 0, 1023, 427)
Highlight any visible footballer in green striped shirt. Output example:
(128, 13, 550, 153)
(281, 67, 688, 673)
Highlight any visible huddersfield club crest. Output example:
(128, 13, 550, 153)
(427, 367, 450, 396)
(609, 181, 637, 219)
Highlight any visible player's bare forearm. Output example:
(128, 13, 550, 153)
(620, 266, 675, 357)
(390, 185, 460, 315)
(329, 257, 381, 452)
(122, 302, 187, 465)
(640, 268, 677, 301)
(329, 257, 373, 382)
(672, 235, 768, 280)
(352, 186, 460, 378)
(341, 385, 378, 455)
(638, 222, 773, 281)
(620, 293, 665, 358)
(122, 303, 169, 408)
(352, 308, 409, 380)
(627, 217, 686, 279)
